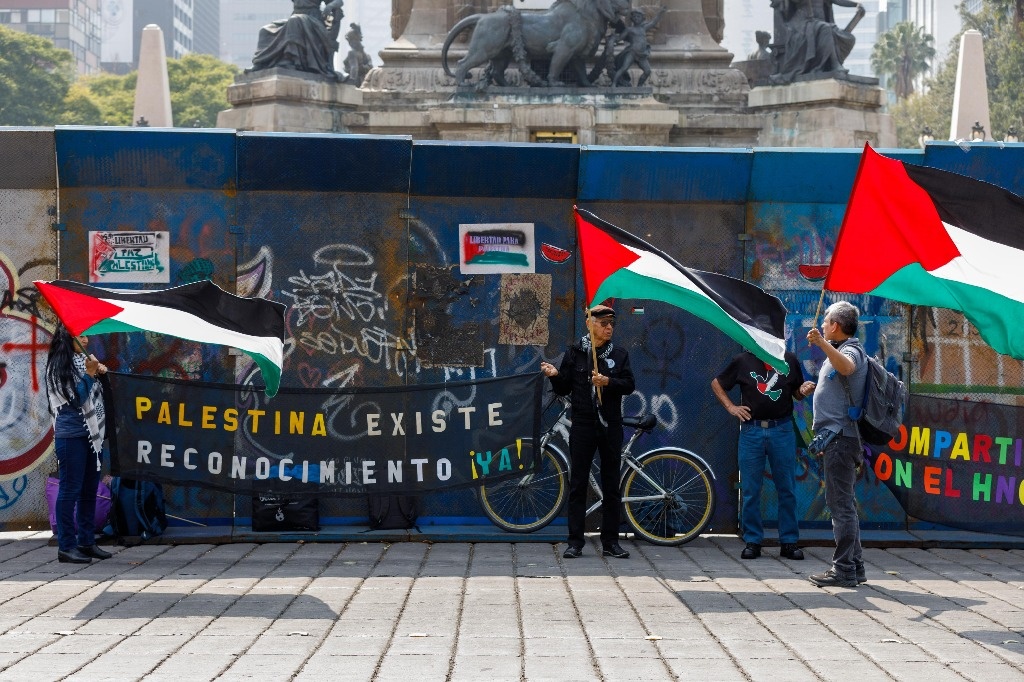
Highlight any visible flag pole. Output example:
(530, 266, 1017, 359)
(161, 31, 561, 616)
(586, 307, 603, 405)
(812, 286, 827, 328)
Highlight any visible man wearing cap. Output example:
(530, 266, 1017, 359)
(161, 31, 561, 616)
(711, 350, 815, 561)
(540, 305, 635, 559)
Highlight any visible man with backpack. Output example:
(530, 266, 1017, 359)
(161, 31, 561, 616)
(805, 301, 868, 588)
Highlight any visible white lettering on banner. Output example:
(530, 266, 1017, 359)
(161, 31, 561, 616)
(367, 413, 381, 436)
(360, 405, 504, 436)
(432, 410, 446, 432)
(161, 444, 175, 468)
(458, 406, 476, 429)
(388, 460, 402, 483)
(488, 403, 502, 426)
(124, 442, 497, 489)
(391, 413, 404, 436)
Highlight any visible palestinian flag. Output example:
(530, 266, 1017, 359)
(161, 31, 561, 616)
(574, 208, 789, 373)
(827, 145, 1024, 359)
(34, 280, 287, 396)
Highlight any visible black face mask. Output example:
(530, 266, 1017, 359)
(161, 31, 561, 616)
(829, 339, 844, 348)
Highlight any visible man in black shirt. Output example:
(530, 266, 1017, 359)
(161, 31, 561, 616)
(712, 351, 815, 560)
(541, 305, 635, 559)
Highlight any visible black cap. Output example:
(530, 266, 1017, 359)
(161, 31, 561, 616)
(589, 305, 616, 319)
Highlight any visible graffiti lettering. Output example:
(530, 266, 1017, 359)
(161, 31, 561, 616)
(0, 476, 29, 510)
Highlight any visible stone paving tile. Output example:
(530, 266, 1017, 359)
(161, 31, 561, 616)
(2, 534, 1024, 680)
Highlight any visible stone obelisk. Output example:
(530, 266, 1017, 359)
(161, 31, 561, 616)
(133, 24, 173, 127)
(949, 30, 990, 141)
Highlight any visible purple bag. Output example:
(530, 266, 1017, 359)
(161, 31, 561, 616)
(45, 477, 113, 535)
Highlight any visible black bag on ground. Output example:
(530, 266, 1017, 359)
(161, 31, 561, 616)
(367, 494, 419, 530)
(104, 477, 168, 544)
(252, 494, 319, 532)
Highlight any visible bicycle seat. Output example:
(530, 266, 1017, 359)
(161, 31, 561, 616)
(623, 414, 657, 431)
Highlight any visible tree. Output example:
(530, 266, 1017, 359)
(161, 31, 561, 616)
(0, 25, 74, 125)
(871, 22, 936, 101)
(890, 0, 1024, 146)
(166, 54, 240, 127)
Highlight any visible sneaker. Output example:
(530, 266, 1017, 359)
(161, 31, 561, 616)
(602, 543, 630, 559)
(809, 569, 857, 588)
(856, 563, 867, 584)
(563, 545, 583, 559)
(780, 544, 804, 560)
(741, 542, 761, 559)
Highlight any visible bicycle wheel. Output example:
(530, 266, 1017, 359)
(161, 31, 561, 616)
(479, 441, 568, 533)
(620, 449, 715, 546)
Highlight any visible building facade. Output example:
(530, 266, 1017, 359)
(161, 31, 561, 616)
(0, 0, 102, 74)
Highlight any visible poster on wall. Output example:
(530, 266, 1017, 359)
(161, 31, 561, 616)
(89, 231, 169, 284)
(459, 223, 535, 274)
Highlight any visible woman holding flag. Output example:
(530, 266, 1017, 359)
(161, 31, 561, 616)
(45, 324, 113, 564)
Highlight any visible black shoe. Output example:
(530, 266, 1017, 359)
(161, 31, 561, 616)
(780, 543, 804, 560)
(563, 545, 583, 559)
(809, 569, 857, 588)
(856, 563, 867, 584)
(602, 543, 630, 559)
(57, 548, 92, 564)
(741, 542, 761, 559)
(77, 544, 112, 560)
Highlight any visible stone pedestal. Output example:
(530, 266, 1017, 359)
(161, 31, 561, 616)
(216, 69, 363, 133)
(427, 89, 678, 145)
(747, 77, 896, 148)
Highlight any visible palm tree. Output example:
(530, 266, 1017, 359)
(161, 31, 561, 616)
(871, 22, 936, 101)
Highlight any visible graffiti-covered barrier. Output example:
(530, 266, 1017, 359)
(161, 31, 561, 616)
(108, 372, 543, 496)
(4, 126, 1024, 537)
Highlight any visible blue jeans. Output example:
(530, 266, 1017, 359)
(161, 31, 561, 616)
(738, 421, 799, 545)
(54, 436, 100, 552)
(823, 434, 863, 578)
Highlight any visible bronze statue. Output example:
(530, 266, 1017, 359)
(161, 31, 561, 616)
(769, 0, 864, 84)
(250, 0, 345, 78)
(342, 23, 373, 85)
(441, 0, 633, 87)
(609, 6, 667, 87)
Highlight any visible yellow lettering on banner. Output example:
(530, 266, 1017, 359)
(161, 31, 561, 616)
(909, 427, 930, 456)
(178, 403, 193, 427)
(202, 406, 217, 429)
(311, 413, 326, 436)
(949, 433, 970, 461)
(275, 411, 281, 435)
(248, 409, 265, 433)
(157, 402, 171, 424)
(136, 396, 152, 420)
(290, 412, 304, 435)
(224, 408, 238, 432)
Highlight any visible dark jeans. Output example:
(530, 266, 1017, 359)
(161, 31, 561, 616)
(54, 436, 100, 552)
(567, 420, 623, 548)
(738, 421, 799, 545)
(822, 434, 863, 578)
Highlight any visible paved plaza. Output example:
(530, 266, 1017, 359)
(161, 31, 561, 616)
(0, 532, 1023, 681)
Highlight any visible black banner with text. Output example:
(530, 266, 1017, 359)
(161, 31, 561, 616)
(869, 394, 1024, 536)
(107, 372, 543, 497)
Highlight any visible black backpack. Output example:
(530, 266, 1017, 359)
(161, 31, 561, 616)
(105, 477, 168, 545)
(367, 494, 420, 530)
(844, 347, 909, 446)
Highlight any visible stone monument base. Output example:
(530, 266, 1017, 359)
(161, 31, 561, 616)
(216, 69, 363, 133)
(746, 76, 895, 147)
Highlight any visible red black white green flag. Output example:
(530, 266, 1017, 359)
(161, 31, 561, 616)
(574, 207, 789, 373)
(827, 145, 1024, 359)
(34, 280, 286, 396)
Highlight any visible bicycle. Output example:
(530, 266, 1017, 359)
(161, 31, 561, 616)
(478, 397, 717, 546)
